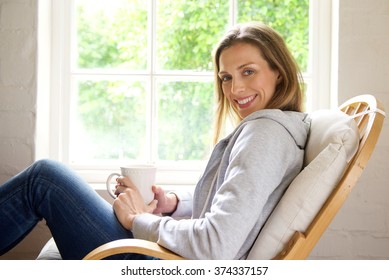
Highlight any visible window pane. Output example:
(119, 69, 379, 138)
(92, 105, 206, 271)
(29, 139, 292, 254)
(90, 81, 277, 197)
(237, 0, 309, 72)
(156, 0, 229, 71)
(157, 80, 214, 161)
(75, 0, 148, 70)
(70, 79, 148, 162)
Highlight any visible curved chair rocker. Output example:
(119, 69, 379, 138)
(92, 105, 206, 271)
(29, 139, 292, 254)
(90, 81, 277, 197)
(74, 94, 383, 260)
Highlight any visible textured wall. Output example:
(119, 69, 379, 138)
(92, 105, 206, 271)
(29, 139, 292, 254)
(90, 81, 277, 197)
(0, 0, 36, 184)
(310, 0, 389, 259)
(0, 0, 41, 260)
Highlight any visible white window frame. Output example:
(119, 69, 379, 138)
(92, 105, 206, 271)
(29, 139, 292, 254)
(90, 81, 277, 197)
(37, 0, 333, 187)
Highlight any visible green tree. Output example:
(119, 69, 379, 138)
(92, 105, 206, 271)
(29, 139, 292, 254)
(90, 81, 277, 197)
(237, 0, 309, 71)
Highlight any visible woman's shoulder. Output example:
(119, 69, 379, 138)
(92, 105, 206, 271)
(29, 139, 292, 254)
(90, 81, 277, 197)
(237, 109, 310, 149)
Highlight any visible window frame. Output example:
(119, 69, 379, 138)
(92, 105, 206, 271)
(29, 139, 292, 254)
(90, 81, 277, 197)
(37, 0, 332, 186)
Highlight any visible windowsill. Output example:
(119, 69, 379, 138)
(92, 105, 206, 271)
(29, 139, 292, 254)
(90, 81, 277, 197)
(92, 183, 195, 204)
(74, 163, 205, 186)
(91, 183, 195, 192)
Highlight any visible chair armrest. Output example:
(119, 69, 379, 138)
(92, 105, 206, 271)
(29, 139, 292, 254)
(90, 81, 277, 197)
(83, 239, 185, 260)
(273, 231, 307, 260)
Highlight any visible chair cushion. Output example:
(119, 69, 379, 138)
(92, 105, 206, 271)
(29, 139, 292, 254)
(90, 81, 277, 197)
(36, 238, 62, 260)
(304, 110, 360, 165)
(247, 110, 359, 260)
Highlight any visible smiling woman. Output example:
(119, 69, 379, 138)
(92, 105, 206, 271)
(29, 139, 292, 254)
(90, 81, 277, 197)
(213, 22, 304, 143)
(218, 43, 281, 118)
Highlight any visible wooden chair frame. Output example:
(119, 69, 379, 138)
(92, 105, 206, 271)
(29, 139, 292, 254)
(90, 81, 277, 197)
(83, 94, 385, 260)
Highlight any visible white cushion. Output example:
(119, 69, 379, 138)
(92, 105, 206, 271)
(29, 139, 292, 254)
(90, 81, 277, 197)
(36, 238, 62, 260)
(247, 110, 359, 260)
(305, 110, 359, 165)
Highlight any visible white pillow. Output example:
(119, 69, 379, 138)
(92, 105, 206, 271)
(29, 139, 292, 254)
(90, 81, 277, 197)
(247, 110, 359, 260)
(36, 238, 62, 260)
(305, 110, 359, 165)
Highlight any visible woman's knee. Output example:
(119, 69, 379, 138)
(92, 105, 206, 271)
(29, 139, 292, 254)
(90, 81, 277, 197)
(29, 159, 75, 185)
(33, 159, 62, 169)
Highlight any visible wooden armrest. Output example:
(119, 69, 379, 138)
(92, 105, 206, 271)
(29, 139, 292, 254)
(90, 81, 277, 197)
(83, 239, 185, 260)
(273, 231, 307, 260)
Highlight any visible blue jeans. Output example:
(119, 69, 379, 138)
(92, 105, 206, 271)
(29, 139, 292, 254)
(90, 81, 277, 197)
(0, 159, 153, 260)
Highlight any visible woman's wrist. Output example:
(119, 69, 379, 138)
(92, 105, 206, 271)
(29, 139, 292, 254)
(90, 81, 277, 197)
(125, 214, 136, 230)
(164, 193, 178, 215)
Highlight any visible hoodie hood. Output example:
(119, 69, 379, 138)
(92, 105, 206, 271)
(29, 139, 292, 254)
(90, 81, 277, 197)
(228, 109, 310, 149)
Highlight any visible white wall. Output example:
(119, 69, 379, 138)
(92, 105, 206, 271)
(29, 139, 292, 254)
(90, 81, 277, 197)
(0, 0, 43, 260)
(0, 0, 36, 183)
(0, 0, 388, 259)
(309, 0, 389, 259)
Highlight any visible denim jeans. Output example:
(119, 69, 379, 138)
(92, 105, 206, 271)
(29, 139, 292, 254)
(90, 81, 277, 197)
(0, 159, 153, 260)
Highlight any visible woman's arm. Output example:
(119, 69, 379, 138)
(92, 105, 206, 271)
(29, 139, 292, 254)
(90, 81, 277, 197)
(131, 119, 302, 259)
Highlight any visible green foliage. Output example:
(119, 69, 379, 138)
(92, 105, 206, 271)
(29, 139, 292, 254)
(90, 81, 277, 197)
(74, 0, 309, 161)
(158, 81, 214, 160)
(76, 0, 148, 70)
(76, 79, 147, 159)
(237, 0, 309, 71)
(156, 0, 229, 71)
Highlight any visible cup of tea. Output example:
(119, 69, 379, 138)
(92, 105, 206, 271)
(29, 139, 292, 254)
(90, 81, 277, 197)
(106, 164, 156, 204)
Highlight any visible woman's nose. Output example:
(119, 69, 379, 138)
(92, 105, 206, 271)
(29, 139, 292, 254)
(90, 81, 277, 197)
(231, 78, 246, 95)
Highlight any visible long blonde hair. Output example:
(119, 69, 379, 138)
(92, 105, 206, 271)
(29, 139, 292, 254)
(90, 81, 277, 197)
(212, 22, 304, 144)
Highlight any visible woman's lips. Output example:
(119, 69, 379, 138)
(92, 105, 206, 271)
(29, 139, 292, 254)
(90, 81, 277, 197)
(235, 94, 257, 108)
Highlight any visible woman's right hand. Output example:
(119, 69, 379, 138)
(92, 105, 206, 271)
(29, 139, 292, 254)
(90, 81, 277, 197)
(152, 185, 178, 215)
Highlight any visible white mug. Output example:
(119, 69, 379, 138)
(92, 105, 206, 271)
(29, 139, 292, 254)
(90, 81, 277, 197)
(106, 165, 157, 204)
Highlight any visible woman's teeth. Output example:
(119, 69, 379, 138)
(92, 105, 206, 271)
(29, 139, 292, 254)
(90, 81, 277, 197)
(237, 95, 256, 105)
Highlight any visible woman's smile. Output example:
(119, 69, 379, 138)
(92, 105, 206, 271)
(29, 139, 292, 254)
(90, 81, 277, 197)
(235, 94, 258, 108)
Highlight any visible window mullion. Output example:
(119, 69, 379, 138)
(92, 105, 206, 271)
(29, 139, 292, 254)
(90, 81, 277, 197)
(52, 0, 73, 163)
(150, 0, 158, 163)
(310, 0, 332, 110)
(230, 0, 238, 26)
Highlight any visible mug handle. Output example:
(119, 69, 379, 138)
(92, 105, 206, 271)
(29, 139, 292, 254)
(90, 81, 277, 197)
(106, 172, 121, 199)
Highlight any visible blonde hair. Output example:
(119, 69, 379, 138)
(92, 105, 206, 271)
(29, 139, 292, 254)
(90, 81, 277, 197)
(212, 22, 303, 144)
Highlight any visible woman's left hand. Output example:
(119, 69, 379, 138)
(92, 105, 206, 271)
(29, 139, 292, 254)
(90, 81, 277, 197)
(112, 176, 158, 230)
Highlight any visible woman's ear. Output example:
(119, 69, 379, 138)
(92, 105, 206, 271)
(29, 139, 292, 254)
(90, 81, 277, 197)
(276, 73, 282, 84)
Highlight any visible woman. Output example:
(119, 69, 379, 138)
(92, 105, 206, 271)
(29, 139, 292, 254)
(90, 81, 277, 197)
(0, 22, 309, 260)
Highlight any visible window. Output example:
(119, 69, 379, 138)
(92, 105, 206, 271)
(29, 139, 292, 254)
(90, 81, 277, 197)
(37, 0, 331, 186)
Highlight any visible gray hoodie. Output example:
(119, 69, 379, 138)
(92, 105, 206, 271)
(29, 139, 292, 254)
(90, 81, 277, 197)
(132, 109, 310, 259)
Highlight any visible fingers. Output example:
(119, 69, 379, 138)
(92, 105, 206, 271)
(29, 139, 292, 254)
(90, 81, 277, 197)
(114, 180, 158, 216)
(152, 185, 165, 198)
(147, 199, 158, 213)
(116, 176, 136, 189)
(115, 177, 137, 195)
(114, 176, 136, 196)
(115, 189, 157, 214)
(114, 185, 128, 196)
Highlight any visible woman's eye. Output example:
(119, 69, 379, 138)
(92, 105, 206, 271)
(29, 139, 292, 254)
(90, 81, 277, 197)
(220, 75, 231, 82)
(243, 69, 254, 75)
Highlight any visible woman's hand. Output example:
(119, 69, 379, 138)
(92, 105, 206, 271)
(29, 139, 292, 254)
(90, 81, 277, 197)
(152, 185, 178, 215)
(112, 176, 157, 230)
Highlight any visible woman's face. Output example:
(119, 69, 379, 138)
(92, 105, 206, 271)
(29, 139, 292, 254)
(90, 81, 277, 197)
(218, 43, 280, 118)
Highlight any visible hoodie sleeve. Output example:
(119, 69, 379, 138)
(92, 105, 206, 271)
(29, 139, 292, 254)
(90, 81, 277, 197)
(132, 118, 302, 259)
(169, 190, 193, 218)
